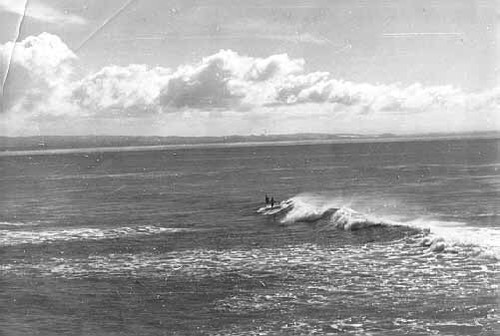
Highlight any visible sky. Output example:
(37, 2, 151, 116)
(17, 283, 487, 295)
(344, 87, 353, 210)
(0, 0, 498, 136)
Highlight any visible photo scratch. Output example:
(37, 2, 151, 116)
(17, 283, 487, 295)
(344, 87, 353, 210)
(383, 32, 463, 38)
(75, 0, 136, 52)
(1, 0, 29, 113)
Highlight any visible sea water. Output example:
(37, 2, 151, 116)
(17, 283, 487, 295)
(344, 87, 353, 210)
(0, 138, 498, 335)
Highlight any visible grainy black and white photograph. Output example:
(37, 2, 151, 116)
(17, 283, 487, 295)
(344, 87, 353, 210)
(0, 1, 499, 335)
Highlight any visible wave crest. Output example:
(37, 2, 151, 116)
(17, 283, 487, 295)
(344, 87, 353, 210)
(328, 207, 385, 231)
(257, 194, 500, 259)
(258, 195, 389, 231)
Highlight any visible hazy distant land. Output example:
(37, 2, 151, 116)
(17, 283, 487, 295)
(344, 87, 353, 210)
(0, 131, 499, 154)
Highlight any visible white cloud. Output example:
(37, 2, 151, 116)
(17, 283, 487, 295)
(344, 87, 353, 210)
(68, 49, 305, 113)
(276, 80, 466, 113)
(157, 50, 304, 110)
(0, 0, 86, 25)
(73, 64, 171, 113)
(0, 32, 77, 117)
(1, 32, 76, 78)
(1, 33, 499, 136)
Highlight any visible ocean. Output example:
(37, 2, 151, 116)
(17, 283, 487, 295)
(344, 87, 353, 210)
(0, 138, 499, 335)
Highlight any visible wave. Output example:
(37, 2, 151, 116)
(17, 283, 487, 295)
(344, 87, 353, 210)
(0, 225, 192, 246)
(257, 194, 500, 258)
(406, 219, 500, 257)
(257, 195, 394, 230)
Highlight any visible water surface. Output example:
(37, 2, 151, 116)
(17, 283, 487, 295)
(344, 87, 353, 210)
(1, 138, 499, 335)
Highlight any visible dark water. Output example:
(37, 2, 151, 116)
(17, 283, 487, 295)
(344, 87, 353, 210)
(0, 138, 499, 335)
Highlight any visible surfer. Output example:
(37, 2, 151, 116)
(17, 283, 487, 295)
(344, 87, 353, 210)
(265, 195, 270, 205)
(270, 197, 275, 208)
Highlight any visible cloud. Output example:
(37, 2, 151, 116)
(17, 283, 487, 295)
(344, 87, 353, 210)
(72, 64, 171, 113)
(275, 79, 466, 113)
(0, 32, 77, 122)
(1, 33, 498, 136)
(158, 50, 304, 110)
(0, 0, 86, 25)
(1, 32, 76, 78)
(70, 49, 305, 113)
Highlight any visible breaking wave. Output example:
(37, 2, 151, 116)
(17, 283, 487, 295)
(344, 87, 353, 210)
(0, 225, 192, 246)
(258, 194, 500, 258)
(257, 195, 396, 230)
(408, 219, 500, 258)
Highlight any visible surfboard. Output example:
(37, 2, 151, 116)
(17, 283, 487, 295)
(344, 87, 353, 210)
(257, 199, 293, 216)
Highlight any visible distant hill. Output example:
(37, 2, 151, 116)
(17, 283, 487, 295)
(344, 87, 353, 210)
(0, 131, 498, 152)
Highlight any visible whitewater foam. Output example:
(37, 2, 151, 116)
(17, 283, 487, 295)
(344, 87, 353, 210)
(0, 225, 192, 246)
(406, 219, 500, 258)
(258, 194, 339, 223)
(0, 221, 40, 227)
(258, 195, 394, 230)
(281, 196, 339, 224)
(327, 207, 388, 231)
(258, 194, 500, 258)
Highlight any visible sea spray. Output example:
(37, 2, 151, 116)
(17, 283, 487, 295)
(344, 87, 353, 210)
(258, 193, 500, 259)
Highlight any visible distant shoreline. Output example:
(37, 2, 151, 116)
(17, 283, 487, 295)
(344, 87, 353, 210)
(1, 132, 498, 157)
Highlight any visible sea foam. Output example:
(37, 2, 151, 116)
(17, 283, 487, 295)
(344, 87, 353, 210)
(258, 194, 392, 230)
(258, 193, 500, 258)
(0, 225, 191, 246)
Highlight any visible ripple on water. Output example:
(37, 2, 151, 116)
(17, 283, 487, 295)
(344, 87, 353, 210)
(0, 225, 195, 246)
(1, 240, 498, 335)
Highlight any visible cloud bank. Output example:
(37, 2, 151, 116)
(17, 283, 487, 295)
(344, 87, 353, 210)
(0, 33, 498, 136)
